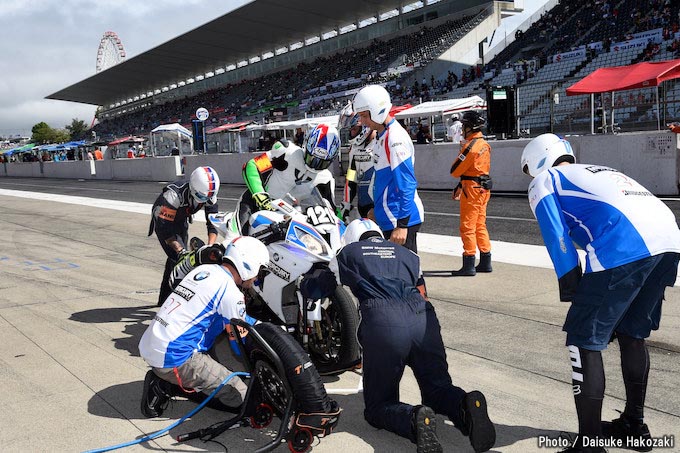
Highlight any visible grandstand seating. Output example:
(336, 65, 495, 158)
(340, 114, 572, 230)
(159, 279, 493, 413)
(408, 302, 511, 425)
(94, 0, 680, 140)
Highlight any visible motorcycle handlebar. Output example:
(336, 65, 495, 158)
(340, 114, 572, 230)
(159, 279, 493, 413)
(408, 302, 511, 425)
(250, 219, 289, 244)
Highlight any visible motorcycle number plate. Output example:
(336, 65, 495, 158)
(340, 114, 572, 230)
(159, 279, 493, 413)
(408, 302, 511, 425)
(305, 206, 335, 226)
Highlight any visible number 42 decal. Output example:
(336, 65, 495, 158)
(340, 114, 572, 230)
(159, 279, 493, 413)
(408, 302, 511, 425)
(306, 206, 336, 225)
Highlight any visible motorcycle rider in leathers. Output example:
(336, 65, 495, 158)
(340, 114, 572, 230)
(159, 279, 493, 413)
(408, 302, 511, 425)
(337, 103, 377, 221)
(237, 124, 341, 234)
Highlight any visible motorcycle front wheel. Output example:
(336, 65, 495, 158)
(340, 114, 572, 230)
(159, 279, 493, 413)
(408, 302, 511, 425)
(306, 286, 361, 376)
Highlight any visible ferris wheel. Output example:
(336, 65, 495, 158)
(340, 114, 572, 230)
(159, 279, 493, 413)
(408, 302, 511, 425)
(96, 31, 126, 72)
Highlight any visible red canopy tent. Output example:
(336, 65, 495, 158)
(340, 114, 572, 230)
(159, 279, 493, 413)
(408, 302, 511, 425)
(565, 59, 680, 132)
(206, 121, 252, 134)
(566, 59, 680, 95)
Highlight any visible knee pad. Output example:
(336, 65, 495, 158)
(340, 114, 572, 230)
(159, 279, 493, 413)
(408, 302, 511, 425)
(568, 345, 604, 399)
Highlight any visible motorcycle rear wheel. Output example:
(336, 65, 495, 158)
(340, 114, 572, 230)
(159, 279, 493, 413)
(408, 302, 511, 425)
(306, 286, 361, 375)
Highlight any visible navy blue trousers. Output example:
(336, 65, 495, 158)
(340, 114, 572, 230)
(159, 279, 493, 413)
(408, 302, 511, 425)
(358, 295, 466, 442)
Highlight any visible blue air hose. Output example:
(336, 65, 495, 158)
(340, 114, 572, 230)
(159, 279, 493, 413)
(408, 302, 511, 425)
(84, 371, 250, 453)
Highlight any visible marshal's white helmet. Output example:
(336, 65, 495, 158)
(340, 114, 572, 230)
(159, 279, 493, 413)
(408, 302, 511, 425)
(189, 166, 220, 205)
(342, 218, 383, 247)
(338, 103, 371, 146)
(222, 236, 270, 281)
(352, 85, 392, 124)
(520, 133, 575, 177)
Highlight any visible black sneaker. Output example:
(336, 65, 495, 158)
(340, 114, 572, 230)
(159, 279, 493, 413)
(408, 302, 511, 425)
(601, 414, 652, 452)
(141, 370, 171, 418)
(459, 391, 496, 453)
(413, 405, 443, 453)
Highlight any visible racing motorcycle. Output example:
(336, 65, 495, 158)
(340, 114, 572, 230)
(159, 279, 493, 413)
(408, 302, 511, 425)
(209, 188, 360, 375)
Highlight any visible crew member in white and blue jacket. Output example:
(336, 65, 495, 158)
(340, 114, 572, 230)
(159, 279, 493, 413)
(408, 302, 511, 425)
(352, 84, 425, 253)
(521, 133, 680, 453)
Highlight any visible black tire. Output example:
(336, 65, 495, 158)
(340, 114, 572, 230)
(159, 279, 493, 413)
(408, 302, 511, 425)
(249, 322, 333, 414)
(308, 286, 361, 375)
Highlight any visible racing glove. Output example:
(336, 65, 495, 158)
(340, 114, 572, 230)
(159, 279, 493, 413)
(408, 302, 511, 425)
(196, 243, 225, 265)
(253, 191, 273, 211)
(558, 264, 582, 302)
(336, 202, 352, 222)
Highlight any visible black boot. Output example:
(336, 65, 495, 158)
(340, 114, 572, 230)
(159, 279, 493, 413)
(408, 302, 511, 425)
(475, 252, 492, 273)
(452, 255, 476, 276)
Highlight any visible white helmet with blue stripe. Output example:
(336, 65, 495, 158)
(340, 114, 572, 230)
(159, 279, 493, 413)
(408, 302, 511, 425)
(521, 133, 575, 177)
(222, 236, 270, 281)
(342, 218, 383, 247)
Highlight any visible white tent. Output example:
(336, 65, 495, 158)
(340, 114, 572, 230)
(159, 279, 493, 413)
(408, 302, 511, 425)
(150, 123, 193, 156)
(394, 96, 486, 119)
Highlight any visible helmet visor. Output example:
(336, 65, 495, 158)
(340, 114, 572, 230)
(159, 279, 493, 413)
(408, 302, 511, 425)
(304, 150, 332, 170)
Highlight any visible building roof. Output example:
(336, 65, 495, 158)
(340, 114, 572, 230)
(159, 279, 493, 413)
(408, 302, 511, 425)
(46, 0, 421, 107)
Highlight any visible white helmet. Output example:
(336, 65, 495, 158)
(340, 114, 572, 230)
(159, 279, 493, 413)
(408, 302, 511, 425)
(342, 218, 383, 247)
(521, 133, 575, 177)
(338, 103, 371, 146)
(189, 166, 220, 205)
(352, 85, 392, 124)
(222, 236, 270, 281)
(304, 123, 340, 171)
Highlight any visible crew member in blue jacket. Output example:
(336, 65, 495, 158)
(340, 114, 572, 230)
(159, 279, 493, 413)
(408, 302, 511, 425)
(337, 219, 495, 453)
(521, 134, 680, 453)
(352, 84, 424, 253)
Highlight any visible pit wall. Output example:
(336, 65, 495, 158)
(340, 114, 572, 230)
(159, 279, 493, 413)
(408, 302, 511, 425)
(2, 132, 678, 195)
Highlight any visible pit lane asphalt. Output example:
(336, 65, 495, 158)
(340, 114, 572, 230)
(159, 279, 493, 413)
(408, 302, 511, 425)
(0, 177, 678, 453)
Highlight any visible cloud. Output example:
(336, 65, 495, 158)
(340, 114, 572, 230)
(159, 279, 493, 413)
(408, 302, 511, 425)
(0, 0, 248, 136)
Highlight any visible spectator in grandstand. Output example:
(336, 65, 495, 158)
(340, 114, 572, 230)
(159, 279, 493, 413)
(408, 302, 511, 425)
(238, 124, 339, 235)
(337, 219, 496, 453)
(148, 166, 221, 306)
(352, 84, 424, 253)
(450, 110, 493, 277)
(521, 133, 680, 453)
(294, 127, 305, 147)
(337, 103, 377, 221)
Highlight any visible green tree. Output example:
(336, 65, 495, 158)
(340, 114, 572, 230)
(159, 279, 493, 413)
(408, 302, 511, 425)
(54, 129, 71, 143)
(31, 122, 56, 144)
(65, 118, 88, 140)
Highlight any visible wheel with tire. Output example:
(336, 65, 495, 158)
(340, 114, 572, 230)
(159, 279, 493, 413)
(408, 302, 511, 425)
(288, 427, 313, 452)
(307, 286, 361, 375)
(249, 322, 334, 414)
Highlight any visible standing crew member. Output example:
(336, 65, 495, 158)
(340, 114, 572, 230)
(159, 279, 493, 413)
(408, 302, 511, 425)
(337, 219, 496, 453)
(447, 114, 463, 144)
(352, 84, 424, 253)
(450, 110, 492, 276)
(338, 103, 377, 220)
(521, 133, 680, 453)
(149, 166, 220, 306)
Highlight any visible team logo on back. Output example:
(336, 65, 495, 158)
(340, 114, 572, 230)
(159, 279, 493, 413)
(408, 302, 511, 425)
(194, 271, 210, 281)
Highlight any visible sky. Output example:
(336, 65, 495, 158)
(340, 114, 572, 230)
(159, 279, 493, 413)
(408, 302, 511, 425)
(0, 0, 250, 137)
(0, 0, 548, 139)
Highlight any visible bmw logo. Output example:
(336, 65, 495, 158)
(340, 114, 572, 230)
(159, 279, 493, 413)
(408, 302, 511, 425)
(194, 271, 210, 281)
(273, 253, 280, 262)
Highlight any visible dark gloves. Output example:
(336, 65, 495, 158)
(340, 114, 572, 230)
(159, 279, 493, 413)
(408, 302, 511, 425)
(299, 267, 338, 300)
(558, 264, 582, 302)
(196, 243, 225, 265)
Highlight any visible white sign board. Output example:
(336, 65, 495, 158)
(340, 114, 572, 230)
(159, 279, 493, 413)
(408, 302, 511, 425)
(196, 107, 209, 121)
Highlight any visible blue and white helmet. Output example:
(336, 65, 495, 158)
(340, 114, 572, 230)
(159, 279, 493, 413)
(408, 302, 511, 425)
(223, 236, 270, 281)
(342, 218, 383, 247)
(338, 103, 371, 146)
(304, 124, 340, 171)
(189, 166, 220, 205)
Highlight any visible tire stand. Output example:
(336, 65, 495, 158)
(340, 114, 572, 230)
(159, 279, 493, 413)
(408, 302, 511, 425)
(176, 319, 303, 453)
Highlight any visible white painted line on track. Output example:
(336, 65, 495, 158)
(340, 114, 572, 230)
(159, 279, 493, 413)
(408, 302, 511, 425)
(0, 188, 582, 272)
